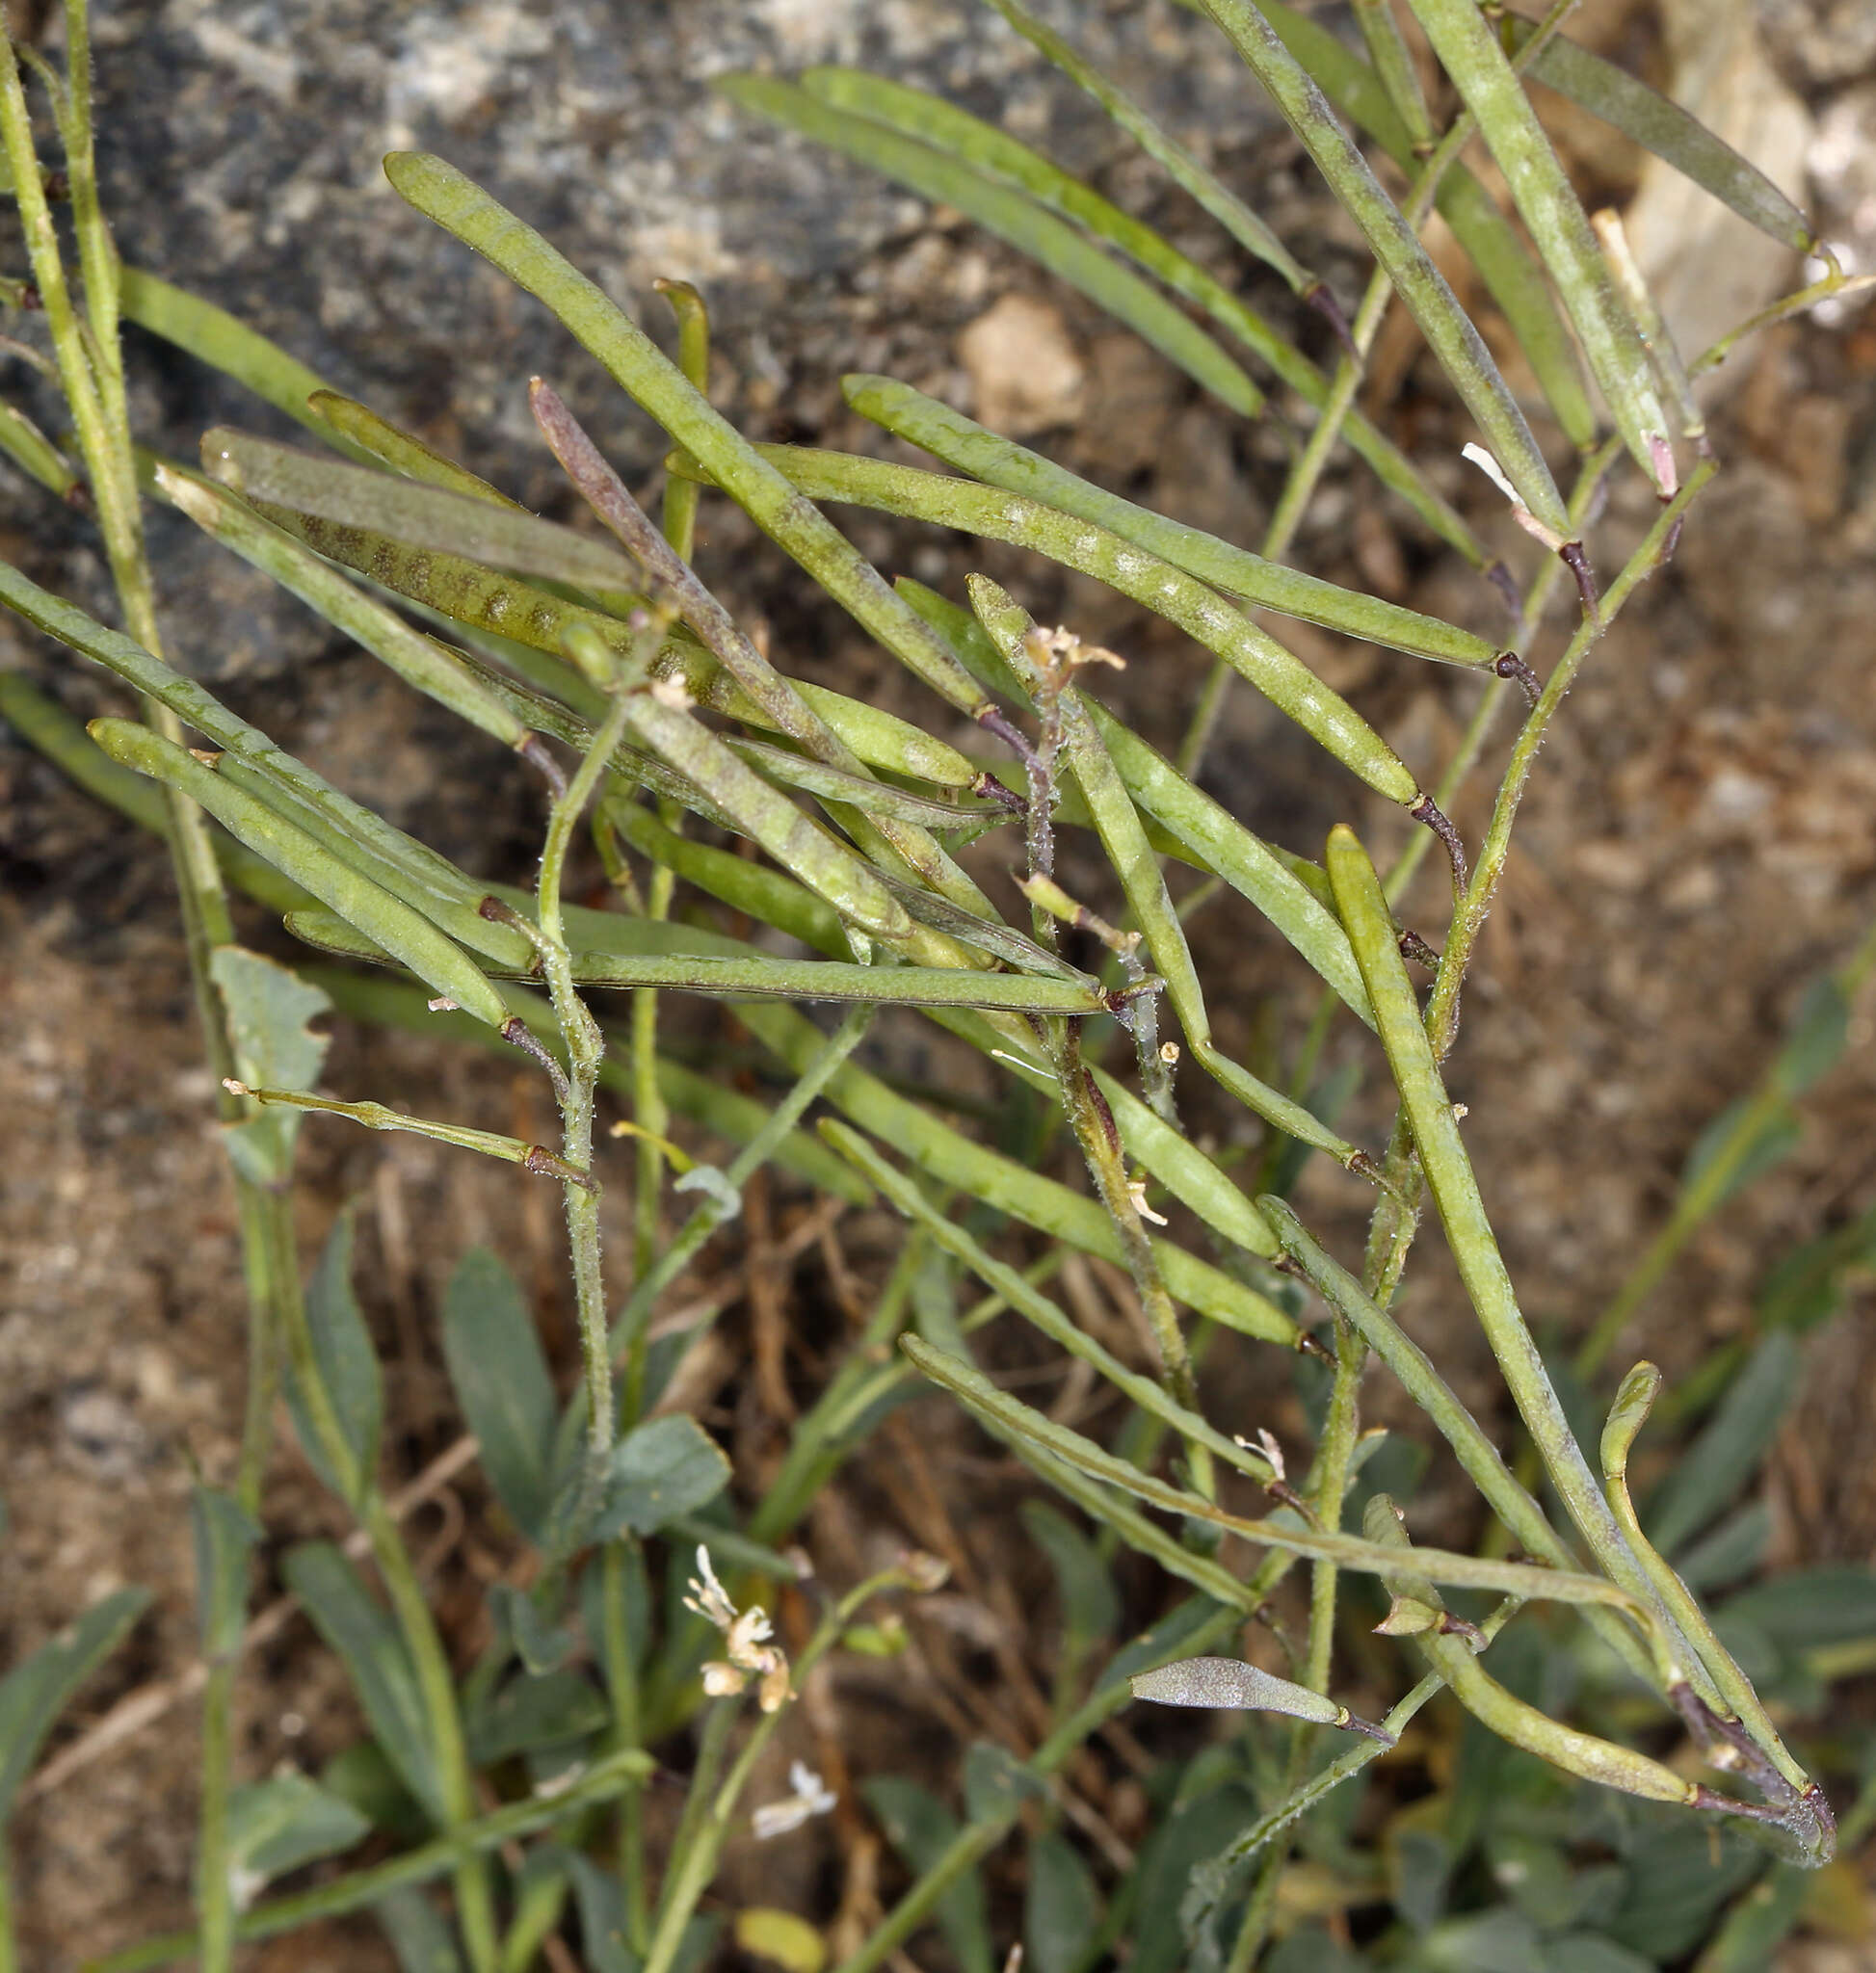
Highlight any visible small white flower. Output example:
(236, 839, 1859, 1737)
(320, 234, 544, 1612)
(725, 1605, 776, 1670)
(687, 1544, 794, 1709)
(684, 1545, 736, 1630)
(752, 1760, 837, 1839)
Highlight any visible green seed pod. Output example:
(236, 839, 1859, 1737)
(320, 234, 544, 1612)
(90, 719, 511, 1031)
(621, 686, 915, 946)
(844, 374, 1498, 669)
(718, 443, 1421, 806)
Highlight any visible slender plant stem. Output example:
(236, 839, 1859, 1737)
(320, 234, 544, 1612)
(600, 1539, 651, 1953)
(534, 671, 641, 1508)
(621, 278, 712, 1310)
(362, 1492, 500, 1968)
(1425, 459, 1715, 1057)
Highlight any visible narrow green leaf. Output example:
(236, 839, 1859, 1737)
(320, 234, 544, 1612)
(591, 1416, 731, 1539)
(210, 947, 332, 1188)
(963, 1742, 1045, 1826)
(565, 1855, 636, 1973)
(306, 390, 523, 509)
(88, 719, 512, 1031)
(1717, 1566, 1876, 1653)
(191, 1486, 261, 1663)
(727, 73, 1265, 422)
(1680, 1095, 1802, 1204)
(441, 1250, 557, 1542)
(1024, 1829, 1103, 1973)
(0, 1585, 150, 1818)
(0, 562, 515, 957)
(1773, 976, 1851, 1098)
(0, 396, 79, 497)
(463, 1667, 609, 1766)
(280, 1543, 444, 1822)
(1757, 1203, 1876, 1337)
(1019, 1501, 1121, 1652)
(226, 1773, 371, 1898)
(768, 65, 1492, 558)
(286, 1206, 383, 1511)
(975, 0, 1317, 294)
(1517, 27, 1819, 255)
(200, 431, 646, 595)
(1674, 1501, 1772, 1593)
(489, 1583, 575, 1677)
(1254, 0, 1598, 454)
(1689, 1864, 1810, 1973)
(374, 1887, 464, 1973)
(117, 266, 363, 455)
(159, 464, 537, 750)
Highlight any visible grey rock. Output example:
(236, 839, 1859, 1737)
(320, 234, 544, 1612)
(5, 0, 1277, 678)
